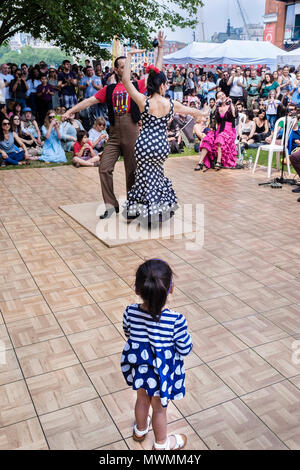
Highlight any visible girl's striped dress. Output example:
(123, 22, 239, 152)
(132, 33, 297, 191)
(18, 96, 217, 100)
(121, 303, 192, 407)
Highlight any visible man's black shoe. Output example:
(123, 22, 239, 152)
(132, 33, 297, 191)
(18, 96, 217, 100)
(99, 206, 119, 219)
(297, 196, 300, 202)
(292, 186, 300, 193)
(126, 212, 140, 220)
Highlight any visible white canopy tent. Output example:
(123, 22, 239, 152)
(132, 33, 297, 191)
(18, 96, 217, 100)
(164, 40, 284, 70)
(277, 47, 300, 68)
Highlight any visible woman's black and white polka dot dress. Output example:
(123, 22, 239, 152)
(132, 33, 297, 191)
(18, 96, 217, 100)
(124, 98, 178, 220)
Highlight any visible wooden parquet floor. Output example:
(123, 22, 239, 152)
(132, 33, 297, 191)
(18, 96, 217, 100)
(0, 157, 300, 449)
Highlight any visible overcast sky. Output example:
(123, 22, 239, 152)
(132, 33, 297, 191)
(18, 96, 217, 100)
(164, 0, 266, 43)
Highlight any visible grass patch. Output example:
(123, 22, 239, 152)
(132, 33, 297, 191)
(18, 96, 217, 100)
(0, 152, 73, 170)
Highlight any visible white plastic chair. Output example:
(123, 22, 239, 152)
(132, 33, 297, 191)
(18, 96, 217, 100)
(252, 116, 296, 178)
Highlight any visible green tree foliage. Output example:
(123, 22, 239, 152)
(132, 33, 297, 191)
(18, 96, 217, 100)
(0, 0, 202, 58)
(0, 45, 73, 67)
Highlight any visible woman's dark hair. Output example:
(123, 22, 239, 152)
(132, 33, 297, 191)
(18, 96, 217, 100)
(147, 70, 167, 97)
(264, 73, 273, 83)
(10, 114, 21, 135)
(244, 110, 253, 120)
(29, 66, 40, 82)
(12, 102, 22, 115)
(0, 118, 11, 141)
(135, 259, 173, 322)
(77, 129, 88, 143)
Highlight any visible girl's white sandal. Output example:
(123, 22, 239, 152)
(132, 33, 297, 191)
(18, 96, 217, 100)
(132, 416, 151, 442)
(152, 434, 187, 450)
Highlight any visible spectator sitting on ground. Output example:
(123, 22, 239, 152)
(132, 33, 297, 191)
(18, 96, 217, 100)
(187, 88, 200, 107)
(167, 116, 184, 154)
(40, 110, 66, 163)
(88, 116, 108, 155)
(21, 107, 41, 145)
(0, 117, 29, 165)
(8, 102, 22, 119)
(73, 129, 101, 167)
(193, 115, 210, 153)
(0, 103, 9, 123)
(10, 114, 41, 160)
(61, 111, 84, 152)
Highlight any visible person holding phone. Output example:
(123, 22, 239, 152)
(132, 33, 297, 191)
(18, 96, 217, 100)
(227, 67, 246, 104)
(10, 69, 28, 110)
(40, 110, 66, 163)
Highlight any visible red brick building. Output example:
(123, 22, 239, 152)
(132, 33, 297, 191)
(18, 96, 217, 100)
(264, 0, 300, 49)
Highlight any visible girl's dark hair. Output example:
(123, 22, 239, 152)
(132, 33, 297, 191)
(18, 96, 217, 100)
(147, 70, 167, 97)
(77, 129, 88, 143)
(135, 259, 173, 322)
(10, 115, 21, 135)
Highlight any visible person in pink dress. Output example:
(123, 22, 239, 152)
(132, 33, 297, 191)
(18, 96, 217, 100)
(194, 90, 237, 171)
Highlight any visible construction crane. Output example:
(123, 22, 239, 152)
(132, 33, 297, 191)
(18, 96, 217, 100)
(235, 0, 251, 40)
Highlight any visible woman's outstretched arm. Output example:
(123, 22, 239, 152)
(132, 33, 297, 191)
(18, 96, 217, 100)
(122, 48, 147, 112)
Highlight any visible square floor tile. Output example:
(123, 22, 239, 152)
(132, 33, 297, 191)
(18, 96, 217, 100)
(0, 277, 39, 302)
(174, 364, 236, 416)
(234, 287, 292, 313)
(178, 278, 229, 303)
(269, 280, 300, 304)
(0, 295, 51, 323)
(72, 264, 118, 286)
(0, 324, 13, 351)
(40, 399, 121, 450)
(263, 304, 300, 336)
(199, 294, 257, 322)
(212, 272, 264, 294)
(127, 418, 208, 450)
(0, 350, 23, 386)
(97, 440, 128, 450)
(102, 388, 182, 438)
(224, 315, 288, 348)
(0, 380, 36, 427)
(27, 364, 98, 415)
(209, 349, 284, 395)
(16, 337, 79, 378)
(54, 304, 110, 335)
(176, 303, 217, 332)
(98, 295, 140, 324)
(68, 325, 124, 362)
(0, 418, 48, 450)
(86, 279, 133, 303)
(7, 314, 64, 348)
(44, 287, 95, 312)
(188, 398, 288, 450)
(254, 337, 300, 378)
(33, 272, 81, 293)
(242, 381, 300, 449)
(26, 258, 70, 276)
(83, 353, 128, 396)
(192, 324, 247, 362)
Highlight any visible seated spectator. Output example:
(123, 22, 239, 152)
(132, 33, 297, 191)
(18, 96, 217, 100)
(251, 110, 271, 144)
(238, 110, 255, 147)
(88, 117, 108, 154)
(289, 150, 300, 202)
(40, 110, 66, 163)
(167, 117, 183, 154)
(0, 117, 29, 165)
(36, 75, 55, 126)
(8, 102, 22, 119)
(21, 107, 41, 144)
(10, 69, 28, 109)
(10, 115, 41, 159)
(0, 103, 9, 123)
(187, 88, 200, 107)
(263, 90, 281, 131)
(193, 116, 210, 155)
(235, 100, 246, 128)
(73, 130, 100, 167)
(61, 111, 83, 152)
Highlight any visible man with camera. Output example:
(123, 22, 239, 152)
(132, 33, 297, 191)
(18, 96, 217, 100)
(246, 69, 262, 111)
(58, 60, 78, 109)
(227, 67, 246, 104)
(62, 32, 165, 220)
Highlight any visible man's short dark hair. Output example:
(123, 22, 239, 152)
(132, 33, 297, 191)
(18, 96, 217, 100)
(21, 63, 28, 68)
(114, 56, 126, 69)
(63, 60, 71, 65)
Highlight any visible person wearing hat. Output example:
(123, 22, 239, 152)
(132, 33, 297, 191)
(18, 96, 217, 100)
(21, 107, 41, 145)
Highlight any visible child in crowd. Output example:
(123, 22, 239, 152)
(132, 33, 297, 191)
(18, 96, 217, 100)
(121, 259, 192, 450)
(88, 116, 108, 155)
(73, 129, 101, 167)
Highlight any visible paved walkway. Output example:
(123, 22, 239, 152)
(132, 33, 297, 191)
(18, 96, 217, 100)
(0, 157, 300, 450)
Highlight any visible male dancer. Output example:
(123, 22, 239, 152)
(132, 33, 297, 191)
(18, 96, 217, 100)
(63, 32, 165, 219)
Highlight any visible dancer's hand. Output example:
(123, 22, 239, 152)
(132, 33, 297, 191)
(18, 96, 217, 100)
(157, 30, 166, 48)
(128, 46, 146, 55)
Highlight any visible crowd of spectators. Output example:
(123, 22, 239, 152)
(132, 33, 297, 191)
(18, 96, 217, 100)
(1, 59, 300, 174)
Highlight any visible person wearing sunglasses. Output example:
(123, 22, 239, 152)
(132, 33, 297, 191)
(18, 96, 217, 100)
(0, 119, 29, 165)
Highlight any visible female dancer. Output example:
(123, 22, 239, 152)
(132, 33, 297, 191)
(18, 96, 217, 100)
(194, 90, 237, 171)
(122, 42, 206, 224)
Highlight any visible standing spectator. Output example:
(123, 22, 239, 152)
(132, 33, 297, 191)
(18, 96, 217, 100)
(193, 67, 201, 89)
(39, 62, 48, 75)
(181, 67, 188, 96)
(48, 67, 60, 109)
(58, 60, 78, 109)
(203, 74, 217, 103)
(166, 69, 175, 99)
(260, 73, 280, 99)
(40, 110, 66, 163)
(218, 70, 231, 97)
(173, 69, 184, 102)
(79, 65, 102, 120)
(197, 74, 207, 105)
(246, 69, 262, 110)
(0, 76, 5, 105)
(21, 64, 29, 80)
(10, 69, 28, 110)
(263, 90, 281, 131)
(291, 71, 300, 106)
(0, 63, 14, 109)
(228, 67, 246, 104)
(185, 71, 195, 95)
(26, 67, 41, 117)
(279, 65, 292, 97)
(36, 75, 55, 125)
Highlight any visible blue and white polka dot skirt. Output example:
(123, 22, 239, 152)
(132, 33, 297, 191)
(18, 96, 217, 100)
(121, 339, 185, 407)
